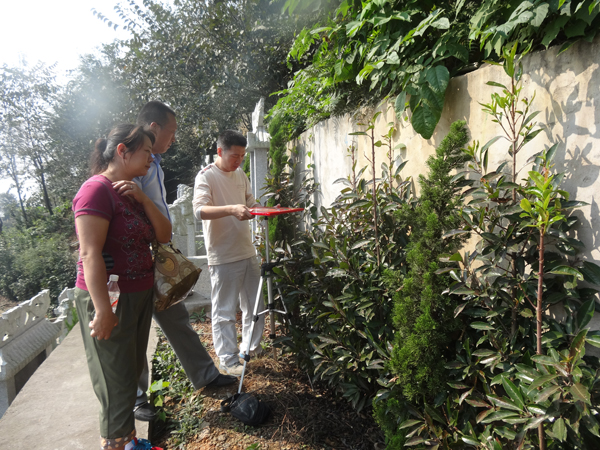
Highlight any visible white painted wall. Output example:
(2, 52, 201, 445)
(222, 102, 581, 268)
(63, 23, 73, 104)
(293, 35, 600, 264)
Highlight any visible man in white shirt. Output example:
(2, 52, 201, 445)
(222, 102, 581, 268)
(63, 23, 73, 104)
(192, 130, 265, 376)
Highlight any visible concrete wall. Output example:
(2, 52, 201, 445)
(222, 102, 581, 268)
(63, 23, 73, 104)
(293, 35, 600, 263)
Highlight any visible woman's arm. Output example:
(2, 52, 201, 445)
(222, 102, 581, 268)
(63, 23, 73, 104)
(75, 214, 118, 340)
(113, 180, 172, 243)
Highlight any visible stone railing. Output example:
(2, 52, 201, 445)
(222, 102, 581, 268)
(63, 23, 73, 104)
(0, 288, 75, 418)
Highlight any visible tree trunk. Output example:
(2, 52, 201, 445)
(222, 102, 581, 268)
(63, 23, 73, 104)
(39, 169, 53, 215)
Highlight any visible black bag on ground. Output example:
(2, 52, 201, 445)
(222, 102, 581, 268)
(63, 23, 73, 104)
(221, 393, 270, 426)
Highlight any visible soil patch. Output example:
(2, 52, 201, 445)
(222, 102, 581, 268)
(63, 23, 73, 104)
(152, 314, 384, 449)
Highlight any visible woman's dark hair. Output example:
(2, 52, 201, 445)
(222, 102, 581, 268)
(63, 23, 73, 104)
(90, 124, 155, 175)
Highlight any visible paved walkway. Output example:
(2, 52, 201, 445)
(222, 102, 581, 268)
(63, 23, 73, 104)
(0, 264, 211, 450)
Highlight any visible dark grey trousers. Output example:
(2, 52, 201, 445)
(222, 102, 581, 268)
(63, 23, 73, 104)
(136, 300, 220, 404)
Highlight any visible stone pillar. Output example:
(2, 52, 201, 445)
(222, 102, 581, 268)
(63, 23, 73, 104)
(247, 98, 271, 237)
(168, 185, 195, 256)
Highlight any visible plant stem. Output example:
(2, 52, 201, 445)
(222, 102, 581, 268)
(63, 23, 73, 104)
(537, 230, 546, 450)
(510, 72, 519, 338)
(370, 127, 380, 267)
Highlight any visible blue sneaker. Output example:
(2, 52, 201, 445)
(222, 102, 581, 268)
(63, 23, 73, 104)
(131, 437, 163, 450)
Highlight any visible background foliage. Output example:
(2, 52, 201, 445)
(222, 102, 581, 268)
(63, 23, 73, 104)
(273, 0, 600, 139)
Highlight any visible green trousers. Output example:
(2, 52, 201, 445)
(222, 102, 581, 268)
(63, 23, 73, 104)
(75, 287, 153, 439)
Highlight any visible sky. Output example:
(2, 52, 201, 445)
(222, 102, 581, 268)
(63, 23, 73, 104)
(1, 0, 131, 75)
(0, 0, 134, 194)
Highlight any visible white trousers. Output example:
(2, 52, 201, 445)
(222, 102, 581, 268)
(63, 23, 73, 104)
(209, 257, 265, 366)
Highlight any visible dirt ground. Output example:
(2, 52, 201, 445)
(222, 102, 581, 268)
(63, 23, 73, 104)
(152, 314, 385, 450)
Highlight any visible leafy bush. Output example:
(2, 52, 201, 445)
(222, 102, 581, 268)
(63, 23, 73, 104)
(273, 117, 412, 411)
(379, 43, 600, 450)
(385, 120, 471, 403)
(0, 201, 76, 303)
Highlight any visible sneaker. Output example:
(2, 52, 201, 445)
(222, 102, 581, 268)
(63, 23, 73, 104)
(133, 401, 156, 422)
(219, 361, 244, 377)
(239, 346, 264, 360)
(129, 437, 163, 450)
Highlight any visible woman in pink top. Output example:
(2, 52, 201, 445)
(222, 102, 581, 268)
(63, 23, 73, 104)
(72, 124, 171, 450)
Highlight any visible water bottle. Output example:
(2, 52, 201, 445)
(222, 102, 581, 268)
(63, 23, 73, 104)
(107, 274, 120, 314)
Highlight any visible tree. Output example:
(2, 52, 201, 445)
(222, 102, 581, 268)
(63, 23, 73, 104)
(0, 63, 58, 216)
(46, 48, 138, 203)
(90, 0, 311, 190)
(0, 192, 20, 232)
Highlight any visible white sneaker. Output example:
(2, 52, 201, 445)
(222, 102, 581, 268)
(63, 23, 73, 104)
(220, 362, 244, 377)
(239, 346, 264, 360)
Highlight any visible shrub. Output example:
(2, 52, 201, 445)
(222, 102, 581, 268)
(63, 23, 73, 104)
(387, 43, 600, 450)
(274, 117, 411, 411)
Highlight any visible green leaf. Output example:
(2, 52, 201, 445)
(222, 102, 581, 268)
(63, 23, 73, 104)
(465, 397, 490, 408)
(520, 198, 532, 213)
(431, 17, 450, 29)
(351, 239, 372, 250)
(542, 16, 570, 47)
(480, 410, 521, 423)
(570, 382, 591, 403)
(405, 436, 425, 446)
(549, 265, 584, 280)
(411, 101, 440, 140)
(531, 3, 550, 27)
(535, 385, 561, 402)
(576, 299, 595, 331)
(461, 435, 480, 446)
(526, 374, 558, 393)
(394, 91, 407, 119)
(426, 65, 449, 94)
(481, 135, 503, 153)
(580, 261, 600, 285)
(486, 395, 522, 412)
(525, 415, 548, 430)
(326, 268, 348, 277)
(399, 418, 422, 430)
(470, 322, 495, 330)
(582, 414, 600, 437)
(501, 375, 524, 411)
(553, 418, 567, 442)
(486, 81, 508, 90)
(586, 331, 600, 348)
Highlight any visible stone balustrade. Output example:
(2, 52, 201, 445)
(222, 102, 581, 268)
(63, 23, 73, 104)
(0, 288, 75, 418)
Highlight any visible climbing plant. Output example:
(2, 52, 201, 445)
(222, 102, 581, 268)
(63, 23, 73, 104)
(275, 0, 600, 140)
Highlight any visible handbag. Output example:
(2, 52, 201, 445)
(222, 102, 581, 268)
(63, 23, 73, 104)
(152, 241, 202, 312)
(220, 393, 271, 426)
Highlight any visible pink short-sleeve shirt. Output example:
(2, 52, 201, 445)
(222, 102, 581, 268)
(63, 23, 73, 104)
(73, 175, 155, 293)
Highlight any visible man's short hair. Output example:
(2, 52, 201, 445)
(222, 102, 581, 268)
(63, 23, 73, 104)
(217, 130, 247, 151)
(136, 101, 176, 127)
